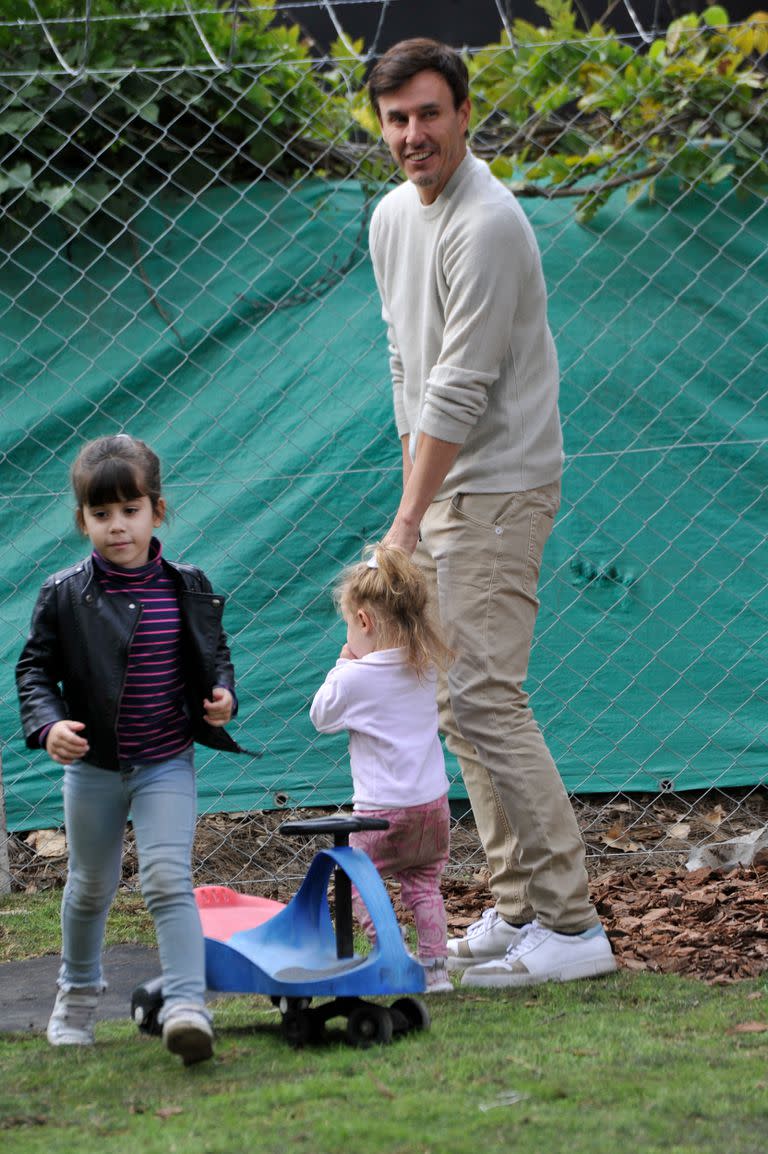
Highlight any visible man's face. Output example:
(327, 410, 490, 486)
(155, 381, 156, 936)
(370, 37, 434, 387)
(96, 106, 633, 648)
(377, 70, 470, 205)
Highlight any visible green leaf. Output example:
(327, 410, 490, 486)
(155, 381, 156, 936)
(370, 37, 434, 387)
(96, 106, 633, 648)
(137, 101, 160, 125)
(702, 6, 729, 26)
(736, 128, 764, 150)
(533, 82, 573, 115)
(36, 184, 74, 211)
(0, 163, 32, 195)
(575, 194, 604, 225)
(489, 156, 516, 179)
(708, 163, 734, 183)
(0, 110, 43, 135)
(626, 179, 649, 205)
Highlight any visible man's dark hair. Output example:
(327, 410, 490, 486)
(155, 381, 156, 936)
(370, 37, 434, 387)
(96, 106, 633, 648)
(367, 38, 469, 117)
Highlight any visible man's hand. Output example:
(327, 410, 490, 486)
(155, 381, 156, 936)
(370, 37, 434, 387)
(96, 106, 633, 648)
(386, 433, 463, 555)
(382, 516, 421, 556)
(46, 720, 89, 765)
(204, 686, 234, 727)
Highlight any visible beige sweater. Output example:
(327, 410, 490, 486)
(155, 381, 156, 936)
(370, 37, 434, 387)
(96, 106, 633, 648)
(369, 152, 563, 496)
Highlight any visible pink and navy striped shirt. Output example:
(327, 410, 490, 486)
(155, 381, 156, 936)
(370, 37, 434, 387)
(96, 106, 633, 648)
(93, 541, 192, 764)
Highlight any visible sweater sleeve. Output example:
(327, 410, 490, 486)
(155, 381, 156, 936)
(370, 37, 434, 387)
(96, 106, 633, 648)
(370, 205, 408, 436)
(420, 206, 536, 445)
(309, 661, 353, 734)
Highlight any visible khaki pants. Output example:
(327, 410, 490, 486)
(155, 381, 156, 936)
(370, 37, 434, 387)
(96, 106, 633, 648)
(417, 483, 598, 933)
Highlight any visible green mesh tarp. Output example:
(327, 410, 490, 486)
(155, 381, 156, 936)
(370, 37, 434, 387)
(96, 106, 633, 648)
(1, 177, 766, 831)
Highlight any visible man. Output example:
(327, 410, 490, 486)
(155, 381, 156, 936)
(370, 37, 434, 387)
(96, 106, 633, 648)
(367, 38, 616, 987)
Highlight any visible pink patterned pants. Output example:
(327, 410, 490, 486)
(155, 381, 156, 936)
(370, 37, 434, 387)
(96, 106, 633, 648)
(349, 794, 450, 960)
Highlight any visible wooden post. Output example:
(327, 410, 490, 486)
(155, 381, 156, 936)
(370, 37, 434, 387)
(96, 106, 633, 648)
(0, 750, 10, 894)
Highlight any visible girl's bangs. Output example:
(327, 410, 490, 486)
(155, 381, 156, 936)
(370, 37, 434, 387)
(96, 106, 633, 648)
(82, 458, 145, 507)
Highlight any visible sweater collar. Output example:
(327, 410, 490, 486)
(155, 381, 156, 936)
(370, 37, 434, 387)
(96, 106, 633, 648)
(419, 151, 475, 219)
(92, 537, 164, 583)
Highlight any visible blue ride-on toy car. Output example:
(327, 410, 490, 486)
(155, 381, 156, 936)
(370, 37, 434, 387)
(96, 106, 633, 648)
(131, 816, 431, 1050)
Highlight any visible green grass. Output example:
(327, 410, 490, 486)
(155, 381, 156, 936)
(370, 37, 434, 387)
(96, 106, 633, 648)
(2, 893, 767, 1154)
(0, 891, 154, 962)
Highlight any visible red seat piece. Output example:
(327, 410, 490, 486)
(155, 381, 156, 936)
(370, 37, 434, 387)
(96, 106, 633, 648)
(194, 885, 285, 942)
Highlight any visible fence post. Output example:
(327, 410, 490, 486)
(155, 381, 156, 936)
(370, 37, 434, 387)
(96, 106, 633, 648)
(0, 749, 10, 894)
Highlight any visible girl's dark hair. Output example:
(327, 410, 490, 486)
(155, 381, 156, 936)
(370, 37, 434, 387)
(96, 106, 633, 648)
(336, 543, 453, 676)
(70, 434, 163, 512)
(367, 38, 469, 116)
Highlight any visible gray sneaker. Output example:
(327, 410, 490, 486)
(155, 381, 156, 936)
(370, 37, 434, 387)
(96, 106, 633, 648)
(162, 1002, 214, 1065)
(462, 922, 617, 988)
(446, 909, 531, 971)
(46, 986, 101, 1046)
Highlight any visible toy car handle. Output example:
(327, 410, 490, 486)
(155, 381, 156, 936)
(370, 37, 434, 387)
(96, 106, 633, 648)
(280, 815, 389, 848)
(280, 815, 390, 957)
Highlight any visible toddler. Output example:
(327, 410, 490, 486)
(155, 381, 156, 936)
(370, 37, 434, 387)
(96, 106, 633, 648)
(310, 543, 454, 993)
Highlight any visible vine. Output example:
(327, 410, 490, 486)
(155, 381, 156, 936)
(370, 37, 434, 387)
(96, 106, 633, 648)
(0, 1, 765, 233)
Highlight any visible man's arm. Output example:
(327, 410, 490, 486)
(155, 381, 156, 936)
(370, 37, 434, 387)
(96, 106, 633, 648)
(384, 433, 462, 554)
(399, 434, 412, 488)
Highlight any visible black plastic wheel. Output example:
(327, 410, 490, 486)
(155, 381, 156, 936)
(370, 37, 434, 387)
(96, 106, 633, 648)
(131, 977, 164, 1037)
(281, 1006, 325, 1047)
(345, 1004, 394, 1048)
(390, 996, 430, 1034)
(271, 995, 312, 1011)
(281, 1008, 314, 1047)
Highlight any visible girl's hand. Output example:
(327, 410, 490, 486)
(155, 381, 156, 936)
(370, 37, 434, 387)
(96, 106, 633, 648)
(46, 720, 89, 765)
(340, 643, 357, 660)
(204, 686, 233, 726)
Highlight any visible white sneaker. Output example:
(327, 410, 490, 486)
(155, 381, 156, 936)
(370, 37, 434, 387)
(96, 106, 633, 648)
(421, 958, 453, 994)
(461, 922, 617, 988)
(46, 986, 101, 1046)
(446, 909, 531, 971)
(162, 1003, 214, 1065)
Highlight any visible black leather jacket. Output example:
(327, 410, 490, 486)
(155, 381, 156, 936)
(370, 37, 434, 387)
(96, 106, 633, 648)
(16, 554, 249, 770)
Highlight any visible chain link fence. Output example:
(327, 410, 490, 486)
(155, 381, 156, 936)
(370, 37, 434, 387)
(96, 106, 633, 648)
(1, 3, 766, 893)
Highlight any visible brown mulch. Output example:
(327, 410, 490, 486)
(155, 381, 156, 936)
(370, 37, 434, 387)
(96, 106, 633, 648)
(6, 797, 768, 987)
(592, 861, 768, 983)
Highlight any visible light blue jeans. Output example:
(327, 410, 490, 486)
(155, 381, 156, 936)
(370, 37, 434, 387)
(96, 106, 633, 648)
(59, 748, 206, 1008)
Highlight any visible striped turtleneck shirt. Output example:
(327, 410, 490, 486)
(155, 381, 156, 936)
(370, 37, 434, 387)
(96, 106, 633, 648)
(93, 539, 192, 764)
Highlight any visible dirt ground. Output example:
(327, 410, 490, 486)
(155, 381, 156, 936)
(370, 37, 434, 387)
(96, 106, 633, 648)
(5, 790, 768, 986)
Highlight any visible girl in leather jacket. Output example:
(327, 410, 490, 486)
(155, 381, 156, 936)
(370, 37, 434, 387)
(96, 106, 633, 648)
(16, 433, 239, 1065)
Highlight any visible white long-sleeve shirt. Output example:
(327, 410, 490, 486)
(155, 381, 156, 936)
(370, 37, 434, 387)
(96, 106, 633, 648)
(309, 648, 448, 810)
(369, 151, 563, 497)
